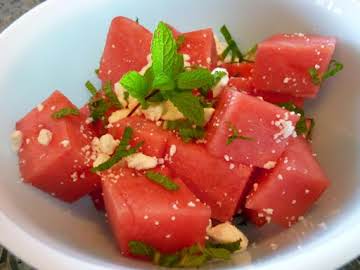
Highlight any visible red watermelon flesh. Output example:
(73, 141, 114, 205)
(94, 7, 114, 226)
(245, 137, 330, 227)
(108, 116, 171, 158)
(253, 33, 336, 98)
(166, 136, 252, 222)
(16, 91, 100, 202)
(179, 28, 218, 69)
(102, 166, 210, 256)
(206, 89, 300, 168)
(89, 187, 105, 212)
(229, 77, 305, 108)
(99, 16, 152, 84)
(221, 62, 254, 78)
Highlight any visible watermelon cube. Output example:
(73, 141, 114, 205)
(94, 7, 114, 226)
(166, 136, 252, 222)
(99, 16, 152, 84)
(179, 28, 218, 69)
(253, 33, 336, 98)
(16, 91, 100, 202)
(245, 137, 330, 227)
(206, 89, 300, 168)
(108, 116, 170, 158)
(102, 166, 210, 256)
(221, 62, 254, 78)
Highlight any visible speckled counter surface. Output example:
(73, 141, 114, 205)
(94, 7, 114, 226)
(0, 1, 359, 270)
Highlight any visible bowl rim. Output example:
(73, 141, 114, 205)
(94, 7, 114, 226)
(0, 0, 359, 269)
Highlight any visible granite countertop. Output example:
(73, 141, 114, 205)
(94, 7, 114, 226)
(0, 1, 359, 270)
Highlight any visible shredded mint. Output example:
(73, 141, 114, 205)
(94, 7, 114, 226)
(88, 98, 110, 121)
(91, 127, 143, 172)
(243, 44, 258, 62)
(226, 122, 254, 145)
(309, 59, 343, 85)
(85, 80, 98, 96)
(51, 107, 80, 119)
(145, 171, 179, 191)
(103, 81, 122, 109)
(128, 241, 155, 257)
(220, 25, 243, 62)
(166, 119, 205, 142)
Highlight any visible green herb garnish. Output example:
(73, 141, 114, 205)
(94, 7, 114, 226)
(135, 17, 140, 24)
(226, 122, 254, 145)
(220, 25, 243, 62)
(176, 34, 185, 49)
(308, 59, 343, 85)
(166, 119, 205, 142)
(85, 80, 98, 96)
(145, 171, 179, 191)
(128, 240, 241, 268)
(120, 71, 149, 107)
(103, 81, 123, 109)
(88, 98, 110, 121)
(177, 68, 214, 90)
(91, 127, 143, 172)
(243, 44, 258, 62)
(51, 107, 80, 119)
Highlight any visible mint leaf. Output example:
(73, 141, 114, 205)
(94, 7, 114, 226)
(103, 81, 122, 109)
(145, 171, 179, 191)
(85, 80, 98, 96)
(120, 71, 149, 106)
(91, 127, 143, 172)
(52, 107, 80, 119)
(159, 254, 181, 267)
(167, 91, 204, 126)
(128, 241, 155, 258)
(177, 254, 208, 268)
(220, 25, 243, 62)
(177, 68, 214, 90)
(203, 248, 231, 260)
(323, 59, 343, 80)
(152, 73, 175, 91)
(173, 54, 185, 75)
(244, 44, 258, 62)
(226, 122, 254, 145)
(166, 120, 206, 142)
(151, 22, 178, 78)
(206, 240, 241, 253)
(308, 67, 321, 85)
(88, 98, 110, 121)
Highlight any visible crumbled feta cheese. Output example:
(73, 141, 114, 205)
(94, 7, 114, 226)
(85, 117, 93, 124)
(108, 109, 131, 124)
(93, 153, 111, 168)
(114, 82, 129, 108)
(283, 77, 291, 84)
(141, 103, 164, 121)
(50, 105, 56, 111)
(125, 153, 158, 170)
(273, 119, 296, 141)
(187, 201, 196, 207)
(161, 101, 185, 121)
(211, 67, 229, 97)
(263, 161, 276, 169)
(10, 130, 23, 152)
(169, 144, 177, 157)
(91, 137, 101, 153)
(277, 174, 283, 180)
(60, 140, 70, 148)
(263, 208, 274, 215)
(99, 134, 119, 155)
(229, 163, 235, 170)
(207, 222, 248, 251)
(37, 104, 44, 112)
(204, 108, 215, 124)
(139, 54, 152, 75)
(224, 154, 230, 162)
(37, 129, 53, 146)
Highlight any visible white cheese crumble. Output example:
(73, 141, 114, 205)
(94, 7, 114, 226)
(263, 161, 276, 169)
(139, 54, 152, 75)
(108, 109, 131, 124)
(204, 108, 215, 124)
(37, 104, 44, 112)
(60, 140, 70, 148)
(141, 103, 164, 121)
(206, 222, 249, 251)
(125, 153, 158, 170)
(277, 174, 284, 180)
(161, 101, 185, 121)
(10, 130, 23, 152)
(187, 201, 196, 207)
(99, 134, 119, 155)
(273, 119, 296, 141)
(169, 144, 177, 157)
(211, 67, 229, 97)
(37, 129, 53, 146)
(93, 153, 111, 168)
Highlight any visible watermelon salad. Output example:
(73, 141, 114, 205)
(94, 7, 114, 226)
(10, 16, 343, 267)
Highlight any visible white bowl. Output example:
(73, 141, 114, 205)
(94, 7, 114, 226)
(0, 0, 360, 269)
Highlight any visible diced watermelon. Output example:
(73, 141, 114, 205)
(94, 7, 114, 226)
(206, 89, 300, 168)
(229, 77, 305, 107)
(79, 104, 107, 137)
(102, 165, 210, 256)
(179, 28, 218, 69)
(99, 16, 152, 84)
(221, 62, 254, 78)
(245, 137, 330, 227)
(108, 116, 170, 158)
(16, 91, 100, 202)
(166, 136, 252, 222)
(89, 187, 105, 212)
(253, 33, 336, 98)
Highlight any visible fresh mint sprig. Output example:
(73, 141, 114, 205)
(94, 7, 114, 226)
(226, 122, 254, 145)
(220, 25, 243, 62)
(308, 59, 343, 85)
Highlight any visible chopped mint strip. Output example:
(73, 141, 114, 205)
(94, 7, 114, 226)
(309, 59, 343, 85)
(177, 254, 208, 268)
(85, 80, 98, 96)
(176, 34, 185, 49)
(226, 122, 254, 145)
(167, 91, 205, 126)
(103, 81, 123, 109)
(128, 241, 155, 257)
(145, 171, 179, 191)
(51, 107, 80, 119)
(135, 17, 140, 24)
(203, 248, 231, 260)
(120, 71, 149, 107)
(88, 98, 110, 121)
(220, 25, 243, 62)
(91, 127, 143, 172)
(166, 119, 205, 142)
(206, 240, 241, 253)
(243, 44, 258, 62)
